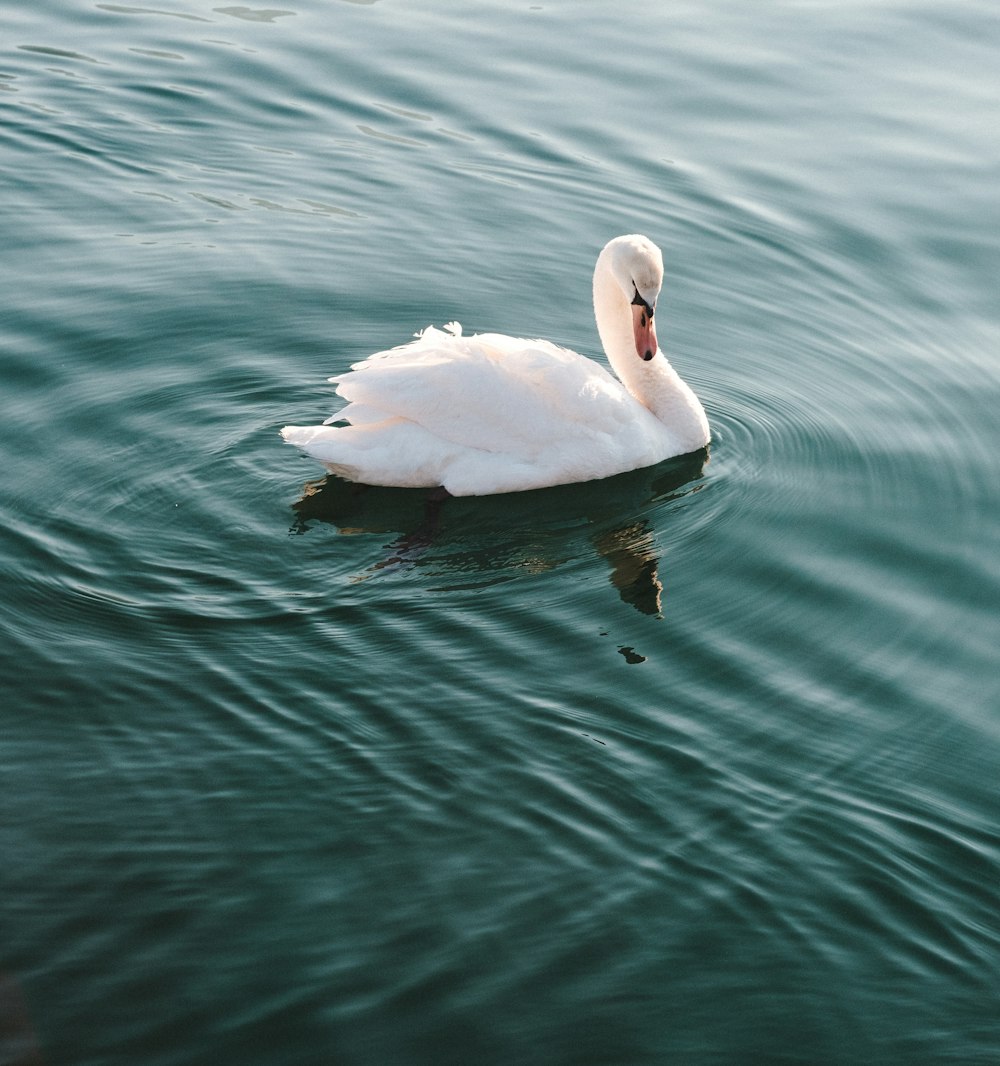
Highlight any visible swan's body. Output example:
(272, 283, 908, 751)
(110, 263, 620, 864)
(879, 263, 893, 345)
(281, 235, 710, 496)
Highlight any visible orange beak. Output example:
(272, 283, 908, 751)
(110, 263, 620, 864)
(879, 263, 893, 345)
(632, 301, 657, 361)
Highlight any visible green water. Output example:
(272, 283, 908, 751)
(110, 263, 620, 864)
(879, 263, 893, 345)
(2, 1, 999, 1063)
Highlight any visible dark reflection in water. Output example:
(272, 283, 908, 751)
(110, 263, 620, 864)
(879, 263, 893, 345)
(288, 450, 708, 616)
(596, 520, 663, 617)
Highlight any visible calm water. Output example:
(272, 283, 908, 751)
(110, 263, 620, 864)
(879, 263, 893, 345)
(3, 1, 999, 1062)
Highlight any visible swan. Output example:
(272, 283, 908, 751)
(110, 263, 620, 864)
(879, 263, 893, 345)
(281, 235, 710, 496)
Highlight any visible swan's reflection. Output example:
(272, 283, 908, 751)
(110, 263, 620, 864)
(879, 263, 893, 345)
(289, 449, 707, 616)
(595, 520, 664, 617)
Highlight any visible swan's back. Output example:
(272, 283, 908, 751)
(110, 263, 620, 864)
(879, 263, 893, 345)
(335, 325, 636, 451)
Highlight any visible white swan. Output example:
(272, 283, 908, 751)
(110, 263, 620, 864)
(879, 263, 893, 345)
(281, 235, 710, 496)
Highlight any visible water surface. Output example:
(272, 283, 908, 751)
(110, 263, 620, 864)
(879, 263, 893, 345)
(2, 1, 999, 1063)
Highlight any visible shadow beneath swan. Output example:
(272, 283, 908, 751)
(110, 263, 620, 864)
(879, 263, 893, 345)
(288, 449, 709, 616)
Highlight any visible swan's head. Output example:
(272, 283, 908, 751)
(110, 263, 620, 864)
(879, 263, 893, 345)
(600, 235, 664, 361)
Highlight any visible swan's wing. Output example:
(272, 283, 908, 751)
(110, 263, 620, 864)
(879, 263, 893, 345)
(329, 325, 634, 457)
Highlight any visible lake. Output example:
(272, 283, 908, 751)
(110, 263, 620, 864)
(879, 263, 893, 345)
(2, 1, 999, 1063)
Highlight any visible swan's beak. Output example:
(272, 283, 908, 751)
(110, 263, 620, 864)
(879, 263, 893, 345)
(632, 300, 658, 361)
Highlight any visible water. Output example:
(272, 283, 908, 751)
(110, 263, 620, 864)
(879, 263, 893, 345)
(3, 1, 999, 1062)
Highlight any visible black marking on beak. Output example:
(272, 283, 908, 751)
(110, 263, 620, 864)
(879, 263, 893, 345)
(631, 286, 654, 318)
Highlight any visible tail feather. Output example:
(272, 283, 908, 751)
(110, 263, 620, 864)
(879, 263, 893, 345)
(281, 425, 328, 448)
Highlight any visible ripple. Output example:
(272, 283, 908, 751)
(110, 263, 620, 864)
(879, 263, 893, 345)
(96, 4, 214, 21)
(17, 45, 103, 64)
(214, 6, 297, 23)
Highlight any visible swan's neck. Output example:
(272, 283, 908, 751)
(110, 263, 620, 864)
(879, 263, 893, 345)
(593, 258, 709, 451)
